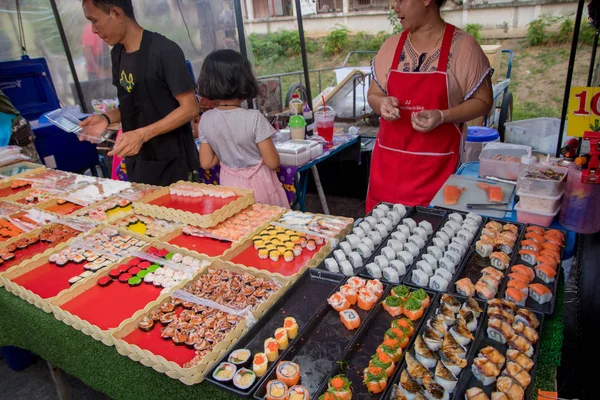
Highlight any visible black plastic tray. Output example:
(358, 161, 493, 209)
(253, 277, 392, 399)
(453, 308, 545, 400)
(450, 219, 526, 299)
(317, 202, 413, 277)
(205, 268, 345, 397)
(357, 206, 447, 284)
(314, 287, 438, 400)
(497, 224, 567, 315)
(402, 210, 486, 292)
(383, 293, 488, 399)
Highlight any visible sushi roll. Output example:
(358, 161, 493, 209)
(357, 288, 379, 311)
(476, 281, 498, 300)
(476, 240, 494, 258)
(513, 321, 539, 344)
(405, 242, 420, 257)
(403, 218, 417, 232)
(365, 279, 384, 298)
(440, 226, 455, 239)
(264, 338, 279, 362)
(440, 350, 467, 377)
(452, 235, 469, 248)
(288, 385, 310, 400)
(340, 309, 361, 330)
(438, 257, 457, 274)
(408, 235, 426, 250)
(306, 239, 317, 252)
(212, 362, 237, 383)
(427, 246, 443, 261)
(339, 241, 352, 255)
(463, 224, 480, 236)
(382, 267, 400, 283)
(275, 328, 289, 350)
(429, 275, 449, 291)
(422, 374, 449, 400)
(466, 212, 483, 223)
(327, 375, 353, 399)
(432, 237, 446, 251)
(434, 361, 458, 394)
(372, 208, 386, 221)
(419, 220, 434, 235)
(535, 264, 556, 284)
(233, 368, 256, 391)
(416, 260, 434, 277)
(359, 221, 372, 235)
(413, 227, 429, 241)
(283, 250, 294, 263)
(363, 366, 388, 394)
(382, 247, 397, 261)
(387, 239, 404, 253)
(487, 318, 516, 344)
(293, 244, 303, 257)
(519, 249, 538, 265)
(397, 251, 414, 265)
(448, 212, 464, 224)
(414, 335, 439, 368)
(347, 276, 367, 289)
(508, 335, 534, 358)
(381, 218, 394, 232)
(397, 224, 411, 237)
(435, 231, 451, 247)
(284, 317, 299, 339)
(529, 283, 553, 304)
(366, 263, 382, 279)
(515, 308, 540, 330)
(448, 242, 466, 257)
(471, 357, 500, 386)
(374, 223, 388, 238)
(357, 243, 372, 259)
(389, 210, 402, 225)
(434, 267, 453, 282)
(391, 231, 408, 243)
(412, 269, 429, 287)
(390, 260, 407, 276)
(460, 310, 478, 332)
(382, 294, 404, 316)
(490, 252, 510, 270)
(275, 361, 300, 387)
(328, 292, 350, 312)
(348, 252, 363, 269)
(368, 231, 383, 246)
(393, 203, 407, 217)
(457, 229, 475, 244)
(422, 254, 438, 269)
(442, 251, 461, 266)
(365, 216, 378, 229)
(353, 226, 367, 239)
(376, 203, 391, 213)
(265, 380, 288, 400)
(455, 278, 475, 297)
(444, 220, 462, 234)
(375, 255, 389, 270)
(334, 249, 347, 264)
(506, 349, 534, 372)
(505, 288, 527, 306)
(339, 285, 358, 305)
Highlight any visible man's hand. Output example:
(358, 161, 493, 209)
(411, 110, 444, 132)
(79, 114, 109, 143)
(108, 129, 146, 158)
(380, 97, 401, 121)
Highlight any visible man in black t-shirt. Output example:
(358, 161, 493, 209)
(79, 0, 200, 186)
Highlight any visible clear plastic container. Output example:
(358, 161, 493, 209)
(518, 165, 568, 197)
(559, 164, 600, 234)
(516, 189, 564, 213)
(478, 142, 532, 180)
(504, 117, 566, 155)
(275, 141, 311, 166)
(515, 201, 560, 227)
(293, 139, 323, 159)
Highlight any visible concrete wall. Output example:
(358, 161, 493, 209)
(243, 0, 579, 38)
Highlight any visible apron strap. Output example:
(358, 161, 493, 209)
(437, 24, 455, 73)
(391, 30, 410, 71)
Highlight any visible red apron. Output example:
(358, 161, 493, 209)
(366, 24, 462, 212)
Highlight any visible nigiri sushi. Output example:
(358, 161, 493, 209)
(519, 249, 538, 265)
(449, 317, 474, 346)
(463, 297, 483, 318)
(508, 334, 534, 358)
(455, 278, 476, 297)
(434, 361, 457, 393)
(414, 335, 438, 368)
(405, 352, 429, 383)
(529, 283, 553, 304)
(487, 318, 516, 344)
(459, 309, 478, 332)
(535, 264, 557, 284)
(471, 356, 500, 386)
(422, 373, 449, 400)
(439, 349, 467, 376)
(496, 376, 525, 400)
(340, 309, 361, 330)
(513, 321, 539, 344)
(515, 308, 540, 330)
(479, 346, 506, 368)
(506, 349, 534, 372)
(482, 266, 504, 281)
(502, 361, 531, 388)
(490, 252, 510, 270)
(428, 313, 448, 337)
(476, 240, 494, 258)
(465, 387, 490, 400)
(505, 288, 527, 306)
(423, 327, 443, 351)
(511, 265, 536, 282)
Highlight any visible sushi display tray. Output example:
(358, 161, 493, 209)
(497, 224, 567, 315)
(253, 277, 392, 399)
(165, 230, 234, 257)
(450, 219, 526, 301)
(384, 293, 487, 400)
(205, 268, 345, 397)
(134, 182, 255, 228)
(316, 286, 437, 400)
(402, 210, 485, 293)
(358, 206, 447, 284)
(0, 178, 32, 199)
(38, 198, 85, 215)
(0, 161, 46, 180)
(453, 307, 544, 400)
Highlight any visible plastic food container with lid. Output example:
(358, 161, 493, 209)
(478, 142, 532, 180)
(463, 126, 500, 163)
(275, 141, 311, 166)
(516, 188, 564, 213)
(515, 201, 560, 227)
(518, 165, 568, 197)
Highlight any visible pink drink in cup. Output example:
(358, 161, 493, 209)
(314, 106, 336, 143)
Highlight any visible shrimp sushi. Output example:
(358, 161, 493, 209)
(535, 264, 557, 283)
(328, 292, 350, 312)
(487, 318, 516, 344)
(471, 357, 500, 386)
(506, 349, 534, 372)
(414, 335, 439, 369)
(515, 308, 540, 329)
(476, 281, 497, 300)
(511, 265, 536, 282)
(476, 240, 494, 258)
(529, 283, 553, 304)
(505, 288, 527, 306)
(482, 266, 504, 281)
(449, 317, 474, 346)
(434, 361, 458, 393)
(490, 252, 510, 270)
(340, 309, 361, 330)
(486, 221, 503, 232)
(513, 321, 539, 344)
(455, 278, 476, 297)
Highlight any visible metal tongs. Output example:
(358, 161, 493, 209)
(466, 202, 513, 213)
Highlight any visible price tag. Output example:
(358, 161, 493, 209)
(568, 86, 600, 137)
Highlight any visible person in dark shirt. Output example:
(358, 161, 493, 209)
(79, 0, 200, 186)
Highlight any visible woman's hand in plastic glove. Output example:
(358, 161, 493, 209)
(411, 110, 444, 132)
(380, 97, 401, 121)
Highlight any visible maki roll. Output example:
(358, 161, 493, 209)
(363, 366, 388, 394)
(457, 229, 475, 244)
(390, 260, 407, 276)
(324, 258, 339, 273)
(229, 349, 252, 367)
(422, 374, 449, 400)
(265, 380, 288, 400)
(471, 357, 500, 386)
(212, 362, 237, 383)
(411, 269, 429, 287)
(383, 267, 400, 283)
(276, 361, 301, 387)
(264, 338, 279, 362)
(357, 288, 379, 311)
(348, 251, 363, 269)
(347, 276, 367, 289)
(505, 288, 527, 306)
(445, 220, 462, 234)
(391, 231, 408, 243)
(398, 251, 414, 265)
(366, 263, 382, 279)
(476, 240, 494, 258)
(506, 349, 534, 372)
(487, 318, 516, 344)
(369, 352, 396, 377)
(426, 246, 443, 261)
(357, 243, 372, 259)
(448, 212, 464, 224)
(413, 227, 428, 241)
(490, 252, 510, 270)
(393, 203, 407, 217)
(411, 288, 431, 308)
(334, 249, 347, 264)
(438, 257, 457, 274)
(454, 278, 475, 297)
(442, 251, 460, 266)
(419, 220, 434, 235)
(389, 210, 401, 225)
(339, 261, 354, 276)
(404, 242, 420, 257)
(432, 237, 446, 250)
(382, 247, 397, 261)
(284, 317, 299, 339)
(508, 335, 534, 358)
(408, 235, 426, 250)
(529, 283, 552, 304)
(233, 368, 256, 390)
(416, 261, 434, 277)
(340, 309, 361, 330)
(513, 321, 539, 344)
(403, 297, 424, 321)
(534, 264, 557, 284)
(397, 224, 411, 237)
(429, 275, 449, 292)
(339, 282, 358, 304)
(328, 292, 350, 312)
(252, 353, 268, 377)
(138, 316, 154, 332)
(496, 377, 525, 400)
(328, 375, 352, 399)
(434, 267, 452, 282)
(383, 295, 403, 317)
(368, 231, 383, 246)
(339, 241, 352, 255)
(403, 218, 417, 232)
(515, 308, 540, 330)
(519, 249, 538, 265)
(275, 328, 289, 350)
(435, 231, 451, 247)
(288, 385, 310, 400)
(387, 239, 404, 253)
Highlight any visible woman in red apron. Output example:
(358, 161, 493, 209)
(366, 0, 494, 211)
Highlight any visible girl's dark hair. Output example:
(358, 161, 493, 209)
(197, 49, 259, 100)
(590, 0, 600, 30)
(92, 0, 135, 19)
(436, 0, 447, 7)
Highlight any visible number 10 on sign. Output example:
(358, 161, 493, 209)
(568, 86, 600, 137)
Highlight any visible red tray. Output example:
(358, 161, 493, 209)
(123, 307, 195, 367)
(167, 234, 232, 257)
(0, 241, 52, 273)
(12, 261, 88, 299)
(0, 185, 29, 198)
(61, 278, 163, 330)
(45, 202, 83, 215)
(230, 244, 325, 276)
(149, 194, 239, 215)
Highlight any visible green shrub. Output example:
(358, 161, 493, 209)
(579, 21, 597, 46)
(350, 31, 390, 51)
(464, 23, 483, 43)
(249, 34, 284, 60)
(555, 17, 574, 44)
(387, 10, 403, 34)
(527, 17, 549, 46)
(325, 25, 350, 55)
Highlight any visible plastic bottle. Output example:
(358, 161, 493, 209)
(289, 94, 303, 115)
(302, 102, 314, 137)
(288, 115, 306, 140)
